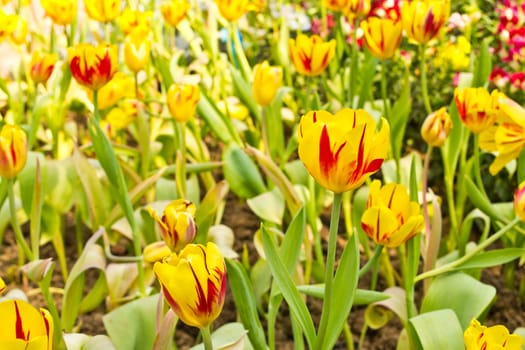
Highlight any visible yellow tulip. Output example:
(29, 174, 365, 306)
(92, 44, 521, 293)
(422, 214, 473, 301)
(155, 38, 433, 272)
(88, 72, 134, 110)
(361, 180, 424, 248)
(464, 320, 524, 350)
(252, 61, 282, 106)
(118, 8, 153, 35)
(298, 108, 389, 193)
(0, 299, 54, 350)
(161, 0, 189, 27)
(149, 199, 197, 252)
(454, 87, 498, 134)
(215, 0, 249, 22)
(0, 124, 27, 180)
(361, 17, 402, 60)
(344, 0, 371, 19)
(324, 0, 349, 13)
(166, 84, 200, 122)
(143, 241, 172, 264)
(124, 26, 151, 73)
(105, 101, 138, 131)
(85, 0, 121, 23)
(289, 34, 336, 76)
(420, 107, 452, 147)
(0, 277, 5, 294)
(40, 0, 76, 25)
(8, 15, 27, 45)
(68, 43, 118, 91)
(30, 51, 57, 85)
(154, 242, 227, 328)
(401, 0, 450, 45)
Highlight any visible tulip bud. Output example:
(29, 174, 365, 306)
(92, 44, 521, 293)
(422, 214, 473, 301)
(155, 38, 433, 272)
(289, 34, 336, 76)
(149, 199, 197, 252)
(464, 320, 524, 350)
(421, 107, 452, 147)
(68, 43, 118, 91)
(252, 61, 283, 106)
(153, 242, 227, 329)
(40, 0, 76, 25)
(161, 0, 189, 27)
(0, 124, 27, 180)
(454, 87, 498, 134)
(8, 15, 27, 45)
(118, 8, 153, 35)
(215, 0, 249, 22)
(514, 181, 525, 222)
(124, 26, 151, 73)
(345, 0, 371, 19)
(90, 72, 134, 110)
(30, 51, 57, 86)
(361, 17, 402, 60)
(20, 259, 54, 283)
(85, 0, 121, 23)
(166, 84, 200, 123)
(401, 0, 450, 45)
(0, 299, 54, 350)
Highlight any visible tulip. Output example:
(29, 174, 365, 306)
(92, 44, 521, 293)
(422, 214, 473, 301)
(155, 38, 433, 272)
(40, 0, 76, 25)
(154, 242, 227, 328)
(298, 108, 389, 193)
(0, 277, 5, 294)
(161, 0, 190, 27)
(88, 72, 134, 110)
(117, 8, 153, 35)
(454, 87, 498, 134)
(68, 43, 118, 91)
(85, 0, 121, 23)
(401, 0, 450, 45)
(420, 107, 452, 147)
(289, 34, 336, 76)
(29, 51, 57, 86)
(8, 15, 27, 45)
(361, 180, 424, 247)
(166, 84, 200, 122)
(215, 0, 249, 22)
(0, 124, 27, 180)
(149, 199, 197, 252)
(0, 10, 12, 41)
(124, 26, 151, 73)
(105, 101, 138, 131)
(361, 17, 402, 60)
(514, 181, 525, 222)
(0, 299, 54, 350)
(464, 319, 524, 350)
(344, 0, 371, 19)
(143, 241, 172, 264)
(324, 0, 349, 13)
(252, 61, 283, 106)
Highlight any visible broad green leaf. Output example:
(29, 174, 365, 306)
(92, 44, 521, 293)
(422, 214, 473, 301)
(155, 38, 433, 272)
(223, 145, 266, 199)
(195, 180, 229, 243)
(279, 207, 306, 270)
(190, 323, 252, 350)
(18, 152, 46, 214)
(230, 65, 260, 123)
(105, 263, 138, 310)
(225, 259, 267, 350)
(103, 294, 159, 350)
(247, 188, 285, 225)
(454, 248, 525, 271)
(464, 177, 505, 221)
(390, 68, 411, 162)
(151, 50, 174, 89)
(471, 39, 492, 88)
(407, 309, 464, 350)
(197, 89, 237, 145)
(457, 209, 490, 256)
(63, 334, 117, 350)
(357, 54, 378, 108)
(296, 285, 389, 305)
(421, 272, 495, 329)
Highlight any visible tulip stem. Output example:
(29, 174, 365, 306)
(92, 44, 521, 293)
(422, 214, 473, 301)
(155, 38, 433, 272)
(358, 244, 383, 278)
(201, 326, 213, 350)
(316, 192, 343, 347)
(173, 120, 187, 198)
(348, 18, 359, 108)
(7, 178, 33, 260)
(230, 23, 252, 81)
(422, 146, 432, 265)
(419, 45, 432, 115)
(472, 134, 488, 199)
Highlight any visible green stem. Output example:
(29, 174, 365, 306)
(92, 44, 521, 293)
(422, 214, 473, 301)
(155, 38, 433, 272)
(201, 326, 213, 350)
(359, 244, 383, 278)
(348, 19, 359, 108)
(7, 179, 33, 260)
(39, 280, 64, 350)
(419, 45, 432, 115)
(441, 147, 459, 242)
(173, 120, 187, 198)
(415, 218, 521, 282)
(472, 134, 488, 198)
(230, 23, 252, 81)
(316, 192, 343, 347)
(135, 74, 150, 179)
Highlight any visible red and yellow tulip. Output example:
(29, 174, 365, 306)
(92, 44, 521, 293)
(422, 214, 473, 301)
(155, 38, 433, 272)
(166, 84, 200, 123)
(161, 0, 190, 27)
(0, 124, 27, 180)
(464, 320, 524, 350)
(361, 180, 424, 247)
(0, 277, 5, 294)
(401, 0, 450, 45)
(149, 199, 197, 252)
(514, 181, 525, 222)
(154, 242, 227, 328)
(40, 0, 76, 25)
(361, 17, 403, 60)
(85, 0, 121, 23)
(0, 299, 54, 350)
(344, 0, 371, 19)
(252, 61, 283, 106)
(215, 0, 249, 22)
(88, 72, 134, 110)
(420, 107, 452, 147)
(68, 43, 118, 91)
(118, 8, 153, 35)
(29, 51, 57, 85)
(324, 0, 349, 13)
(454, 87, 499, 134)
(289, 34, 336, 77)
(298, 108, 389, 193)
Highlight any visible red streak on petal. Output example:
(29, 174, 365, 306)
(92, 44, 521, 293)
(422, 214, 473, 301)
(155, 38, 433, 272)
(162, 286, 182, 315)
(14, 301, 28, 341)
(42, 310, 50, 338)
(312, 111, 317, 123)
(320, 51, 329, 69)
(424, 11, 436, 37)
(319, 125, 336, 177)
(189, 263, 210, 314)
(364, 158, 384, 174)
(299, 50, 311, 72)
(350, 124, 368, 182)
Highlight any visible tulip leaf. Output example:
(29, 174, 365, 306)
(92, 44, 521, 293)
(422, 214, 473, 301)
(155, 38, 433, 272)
(103, 294, 159, 350)
(357, 54, 378, 108)
(457, 209, 490, 256)
(195, 180, 230, 243)
(464, 176, 504, 221)
(223, 144, 267, 199)
(407, 309, 464, 350)
(190, 322, 252, 350)
(247, 188, 285, 225)
(421, 272, 496, 329)
(296, 285, 390, 305)
(63, 334, 117, 350)
(441, 100, 467, 182)
(197, 89, 237, 145)
(453, 248, 525, 271)
(230, 64, 260, 124)
(472, 39, 492, 88)
(225, 259, 267, 350)
(390, 68, 411, 162)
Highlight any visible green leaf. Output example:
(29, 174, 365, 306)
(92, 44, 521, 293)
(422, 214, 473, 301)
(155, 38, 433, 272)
(279, 207, 306, 270)
(421, 272, 496, 329)
(390, 69, 411, 162)
(471, 39, 492, 88)
(225, 259, 267, 350)
(357, 54, 377, 108)
(230, 65, 260, 123)
(103, 294, 159, 350)
(455, 248, 525, 271)
(442, 100, 467, 180)
(407, 309, 464, 350)
(63, 334, 117, 350)
(223, 145, 267, 199)
(151, 51, 174, 89)
(247, 188, 285, 225)
(195, 180, 229, 243)
(191, 323, 252, 350)
(464, 176, 504, 221)
(197, 89, 236, 145)
(296, 285, 390, 305)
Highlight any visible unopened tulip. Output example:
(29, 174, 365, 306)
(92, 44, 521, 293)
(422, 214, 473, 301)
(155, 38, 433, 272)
(91, 72, 134, 110)
(345, 0, 371, 19)
(149, 199, 197, 252)
(8, 15, 27, 45)
(118, 8, 153, 35)
(166, 84, 200, 122)
(0, 124, 27, 180)
(361, 17, 402, 60)
(68, 43, 118, 91)
(124, 26, 151, 73)
(421, 107, 452, 147)
(30, 51, 57, 85)
(161, 0, 189, 27)
(289, 34, 336, 76)
(298, 108, 389, 193)
(154, 242, 227, 328)
(85, 0, 121, 23)
(464, 319, 524, 350)
(325, 0, 349, 13)
(0, 299, 54, 350)
(402, 0, 450, 45)
(454, 87, 498, 134)
(252, 61, 282, 106)
(361, 180, 424, 247)
(106, 101, 138, 131)
(40, 0, 76, 25)
(215, 0, 249, 22)
(143, 241, 172, 264)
